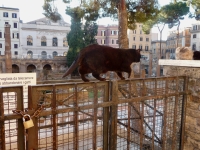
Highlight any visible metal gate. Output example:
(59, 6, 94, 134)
(0, 76, 188, 150)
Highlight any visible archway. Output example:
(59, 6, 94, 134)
(43, 64, 52, 71)
(43, 64, 52, 80)
(27, 64, 36, 72)
(12, 64, 19, 73)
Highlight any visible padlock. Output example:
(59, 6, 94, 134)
(23, 114, 34, 129)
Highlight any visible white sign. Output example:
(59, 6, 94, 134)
(0, 73, 36, 94)
(0, 73, 36, 110)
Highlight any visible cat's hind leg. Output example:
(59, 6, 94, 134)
(92, 73, 106, 81)
(116, 72, 125, 80)
(123, 67, 131, 78)
(78, 64, 90, 82)
(80, 74, 89, 82)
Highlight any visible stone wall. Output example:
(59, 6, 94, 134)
(0, 56, 68, 81)
(164, 65, 200, 150)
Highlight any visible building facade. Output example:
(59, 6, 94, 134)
(190, 22, 200, 51)
(95, 24, 119, 48)
(166, 27, 191, 59)
(0, 7, 20, 56)
(20, 17, 70, 59)
(128, 23, 158, 60)
(151, 40, 167, 59)
(0, 7, 70, 80)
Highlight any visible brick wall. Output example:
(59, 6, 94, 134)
(163, 66, 200, 150)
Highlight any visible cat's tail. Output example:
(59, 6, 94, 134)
(62, 54, 80, 78)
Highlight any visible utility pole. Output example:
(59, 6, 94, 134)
(148, 51, 152, 77)
(5, 24, 12, 73)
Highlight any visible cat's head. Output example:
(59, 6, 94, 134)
(135, 49, 142, 62)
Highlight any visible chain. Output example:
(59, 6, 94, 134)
(12, 104, 45, 119)
(12, 110, 25, 117)
(31, 105, 45, 118)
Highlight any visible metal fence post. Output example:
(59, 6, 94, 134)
(109, 80, 118, 150)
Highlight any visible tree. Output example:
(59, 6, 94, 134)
(43, 0, 159, 49)
(83, 20, 98, 47)
(183, 0, 200, 20)
(143, 1, 190, 54)
(66, 7, 85, 76)
(162, 2, 189, 47)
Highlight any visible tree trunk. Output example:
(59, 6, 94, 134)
(118, 0, 128, 49)
(176, 20, 180, 47)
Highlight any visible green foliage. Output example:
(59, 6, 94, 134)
(65, 6, 85, 22)
(183, 0, 200, 20)
(142, 19, 156, 34)
(162, 2, 189, 28)
(43, 0, 159, 30)
(43, 1, 61, 22)
(66, 8, 84, 75)
(83, 20, 98, 46)
(127, 0, 159, 30)
(66, 6, 98, 75)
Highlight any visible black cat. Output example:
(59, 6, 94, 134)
(62, 44, 141, 82)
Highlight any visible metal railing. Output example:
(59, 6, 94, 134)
(0, 76, 188, 150)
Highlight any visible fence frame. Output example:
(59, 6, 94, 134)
(0, 76, 189, 150)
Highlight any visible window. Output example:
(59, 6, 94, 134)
(0, 32, 2, 38)
(5, 22, 8, 25)
(146, 38, 149, 42)
(3, 12, 8, 17)
(133, 37, 135, 41)
(192, 44, 196, 50)
(112, 39, 114, 44)
(52, 37, 58, 46)
(193, 34, 197, 38)
(111, 30, 118, 35)
(41, 36, 47, 46)
(14, 44, 18, 48)
(13, 33, 19, 39)
(14, 51, 18, 55)
(101, 39, 105, 44)
(139, 45, 142, 50)
(132, 45, 136, 49)
(133, 30, 136, 34)
(101, 31, 106, 36)
(63, 37, 68, 47)
(140, 37, 143, 41)
(27, 35, 33, 46)
(27, 51, 33, 58)
(14, 23, 17, 28)
(52, 51, 58, 57)
(193, 25, 198, 30)
(145, 46, 149, 51)
(116, 40, 118, 44)
(140, 30, 142, 34)
(41, 51, 47, 59)
(0, 43, 2, 48)
(12, 13, 17, 18)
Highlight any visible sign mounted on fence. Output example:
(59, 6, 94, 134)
(0, 73, 36, 98)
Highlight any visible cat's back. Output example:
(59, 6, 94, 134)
(176, 47, 193, 60)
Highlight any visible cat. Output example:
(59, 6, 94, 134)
(175, 47, 193, 60)
(62, 44, 141, 82)
(193, 51, 200, 60)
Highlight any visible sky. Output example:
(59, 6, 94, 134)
(1, 0, 198, 40)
